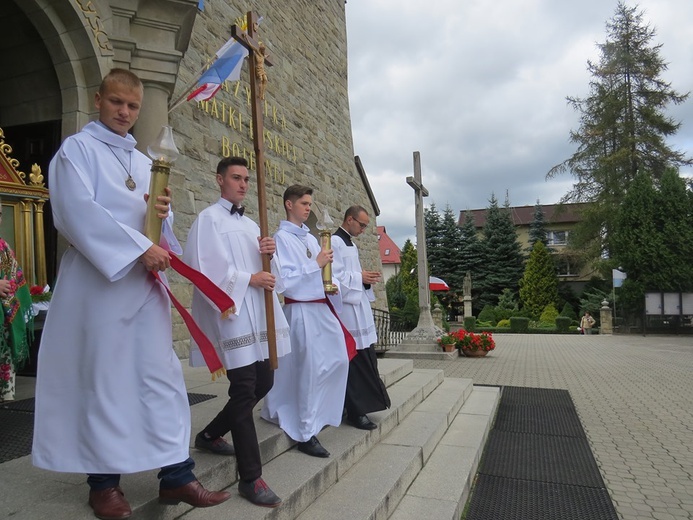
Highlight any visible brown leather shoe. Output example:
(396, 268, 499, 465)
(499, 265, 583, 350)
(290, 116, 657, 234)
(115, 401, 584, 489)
(88, 486, 132, 520)
(159, 480, 231, 508)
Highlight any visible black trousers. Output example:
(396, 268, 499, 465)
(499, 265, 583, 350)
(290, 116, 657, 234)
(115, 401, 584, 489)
(344, 346, 391, 419)
(202, 360, 273, 482)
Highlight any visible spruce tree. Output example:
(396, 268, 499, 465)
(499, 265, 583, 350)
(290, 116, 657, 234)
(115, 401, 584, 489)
(477, 194, 524, 309)
(528, 200, 548, 250)
(424, 203, 444, 279)
(439, 205, 463, 288)
(547, 2, 691, 257)
(519, 241, 559, 320)
(459, 210, 483, 280)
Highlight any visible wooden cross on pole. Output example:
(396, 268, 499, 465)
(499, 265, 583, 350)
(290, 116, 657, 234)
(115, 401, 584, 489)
(407, 151, 433, 326)
(231, 11, 278, 370)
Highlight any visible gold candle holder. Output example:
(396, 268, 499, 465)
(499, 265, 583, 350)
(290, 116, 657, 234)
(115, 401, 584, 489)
(319, 229, 338, 294)
(144, 126, 179, 244)
(316, 207, 338, 295)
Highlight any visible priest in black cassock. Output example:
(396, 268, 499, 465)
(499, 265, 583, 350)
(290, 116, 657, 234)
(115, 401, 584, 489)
(332, 205, 390, 430)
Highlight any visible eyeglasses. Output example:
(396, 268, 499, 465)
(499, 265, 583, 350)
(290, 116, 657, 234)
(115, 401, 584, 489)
(352, 217, 368, 230)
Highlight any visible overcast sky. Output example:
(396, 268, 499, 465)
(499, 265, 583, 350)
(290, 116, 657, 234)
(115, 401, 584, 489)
(345, 0, 693, 249)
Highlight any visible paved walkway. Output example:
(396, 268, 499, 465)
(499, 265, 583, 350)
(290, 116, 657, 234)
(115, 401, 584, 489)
(6, 333, 693, 520)
(412, 334, 693, 520)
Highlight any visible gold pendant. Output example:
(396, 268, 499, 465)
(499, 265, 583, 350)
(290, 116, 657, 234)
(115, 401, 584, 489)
(306, 248, 312, 258)
(125, 176, 136, 191)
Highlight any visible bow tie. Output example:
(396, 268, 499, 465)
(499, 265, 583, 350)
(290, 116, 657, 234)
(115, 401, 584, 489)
(230, 205, 245, 217)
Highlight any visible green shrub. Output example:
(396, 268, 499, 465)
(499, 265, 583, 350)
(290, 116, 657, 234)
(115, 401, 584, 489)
(555, 316, 571, 333)
(463, 316, 476, 332)
(539, 303, 559, 325)
(478, 305, 497, 325)
(560, 302, 577, 321)
(510, 317, 529, 333)
(497, 319, 511, 328)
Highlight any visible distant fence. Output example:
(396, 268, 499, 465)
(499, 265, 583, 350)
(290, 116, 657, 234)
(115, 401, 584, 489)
(372, 308, 410, 353)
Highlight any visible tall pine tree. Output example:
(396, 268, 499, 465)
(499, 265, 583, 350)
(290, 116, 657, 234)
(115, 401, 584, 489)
(424, 203, 444, 281)
(547, 2, 691, 258)
(528, 200, 548, 250)
(476, 194, 524, 310)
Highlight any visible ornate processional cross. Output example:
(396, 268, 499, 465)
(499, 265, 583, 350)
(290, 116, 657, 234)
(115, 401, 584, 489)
(231, 11, 278, 369)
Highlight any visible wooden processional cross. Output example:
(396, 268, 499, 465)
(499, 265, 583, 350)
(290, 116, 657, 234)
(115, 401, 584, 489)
(407, 151, 435, 329)
(231, 11, 278, 369)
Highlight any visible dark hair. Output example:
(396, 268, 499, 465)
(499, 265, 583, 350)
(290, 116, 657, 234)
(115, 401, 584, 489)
(99, 68, 143, 95)
(283, 184, 313, 204)
(344, 205, 368, 221)
(216, 156, 248, 175)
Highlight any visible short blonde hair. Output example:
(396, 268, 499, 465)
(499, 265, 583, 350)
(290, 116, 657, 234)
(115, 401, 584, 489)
(99, 68, 143, 95)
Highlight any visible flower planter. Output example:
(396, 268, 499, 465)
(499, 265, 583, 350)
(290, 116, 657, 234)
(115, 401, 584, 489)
(442, 344, 456, 353)
(462, 349, 488, 357)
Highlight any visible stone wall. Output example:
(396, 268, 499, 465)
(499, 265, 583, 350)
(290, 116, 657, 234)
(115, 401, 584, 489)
(167, 1, 386, 355)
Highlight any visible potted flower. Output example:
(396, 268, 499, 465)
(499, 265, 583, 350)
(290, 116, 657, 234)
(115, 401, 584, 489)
(455, 330, 495, 357)
(437, 332, 457, 353)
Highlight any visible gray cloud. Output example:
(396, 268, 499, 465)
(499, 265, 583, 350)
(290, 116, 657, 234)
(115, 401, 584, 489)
(347, 0, 693, 248)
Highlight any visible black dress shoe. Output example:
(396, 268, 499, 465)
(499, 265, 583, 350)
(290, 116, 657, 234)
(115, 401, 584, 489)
(348, 415, 378, 430)
(238, 478, 282, 508)
(297, 436, 330, 457)
(194, 431, 235, 455)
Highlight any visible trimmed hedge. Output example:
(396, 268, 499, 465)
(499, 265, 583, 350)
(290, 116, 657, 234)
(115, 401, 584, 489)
(510, 317, 530, 333)
(555, 316, 572, 333)
(463, 316, 476, 332)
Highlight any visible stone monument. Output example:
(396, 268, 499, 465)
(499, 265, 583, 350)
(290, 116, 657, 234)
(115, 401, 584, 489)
(391, 151, 443, 354)
(463, 271, 473, 319)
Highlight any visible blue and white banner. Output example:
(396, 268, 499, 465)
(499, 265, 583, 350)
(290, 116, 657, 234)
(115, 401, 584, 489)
(612, 269, 627, 288)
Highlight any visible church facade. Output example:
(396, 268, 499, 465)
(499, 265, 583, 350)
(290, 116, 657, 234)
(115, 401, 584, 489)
(0, 0, 384, 356)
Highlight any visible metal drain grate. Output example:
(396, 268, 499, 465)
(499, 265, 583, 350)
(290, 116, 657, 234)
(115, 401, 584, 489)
(466, 386, 618, 520)
(467, 474, 619, 520)
(0, 410, 34, 464)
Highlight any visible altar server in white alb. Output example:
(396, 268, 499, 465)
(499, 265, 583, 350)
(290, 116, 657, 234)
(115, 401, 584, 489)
(33, 68, 229, 520)
(183, 156, 291, 508)
(261, 185, 351, 458)
(332, 205, 390, 431)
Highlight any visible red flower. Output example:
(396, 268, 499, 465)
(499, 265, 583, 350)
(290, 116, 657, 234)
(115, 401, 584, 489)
(30, 285, 44, 296)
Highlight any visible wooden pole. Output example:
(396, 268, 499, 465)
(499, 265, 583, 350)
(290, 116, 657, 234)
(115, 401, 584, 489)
(233, 11, 278, 369)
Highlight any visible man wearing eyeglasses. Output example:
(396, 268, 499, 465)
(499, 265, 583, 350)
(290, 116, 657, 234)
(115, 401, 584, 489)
(332, 206, 390, 430)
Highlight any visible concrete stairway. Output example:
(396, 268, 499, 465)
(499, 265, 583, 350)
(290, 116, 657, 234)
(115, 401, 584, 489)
(179, 358, 499, 520)
(4, 359, 497, 520)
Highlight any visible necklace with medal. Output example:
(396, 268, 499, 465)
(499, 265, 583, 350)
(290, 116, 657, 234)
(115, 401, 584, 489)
(106, 145, 136, 191)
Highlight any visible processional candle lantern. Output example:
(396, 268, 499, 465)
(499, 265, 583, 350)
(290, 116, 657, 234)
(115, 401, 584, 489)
(144, 125, 179, 244)
(316, 207, 338, 295)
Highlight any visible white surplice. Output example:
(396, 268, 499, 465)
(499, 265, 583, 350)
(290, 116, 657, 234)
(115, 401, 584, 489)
(260, 220, 349, 442)
(332, 231, 378, 350)
(182, 199, 291, 369)
(32, 121, 190, 474)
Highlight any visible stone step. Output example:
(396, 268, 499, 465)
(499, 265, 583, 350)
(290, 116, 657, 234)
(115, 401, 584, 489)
(178, 367, 446, 520)
(293, 378, 474, 520)
(389, 386, 500, 520)
(3, 358, 416, 520)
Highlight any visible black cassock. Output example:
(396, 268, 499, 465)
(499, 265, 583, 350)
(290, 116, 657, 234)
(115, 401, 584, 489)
(333, 227, 391, 418)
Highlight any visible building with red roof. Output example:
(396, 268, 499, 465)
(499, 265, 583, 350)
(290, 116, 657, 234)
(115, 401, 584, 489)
(377, 226, 401, 283)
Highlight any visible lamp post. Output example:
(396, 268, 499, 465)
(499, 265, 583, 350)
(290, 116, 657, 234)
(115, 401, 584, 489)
(144, 126, 179, 244)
